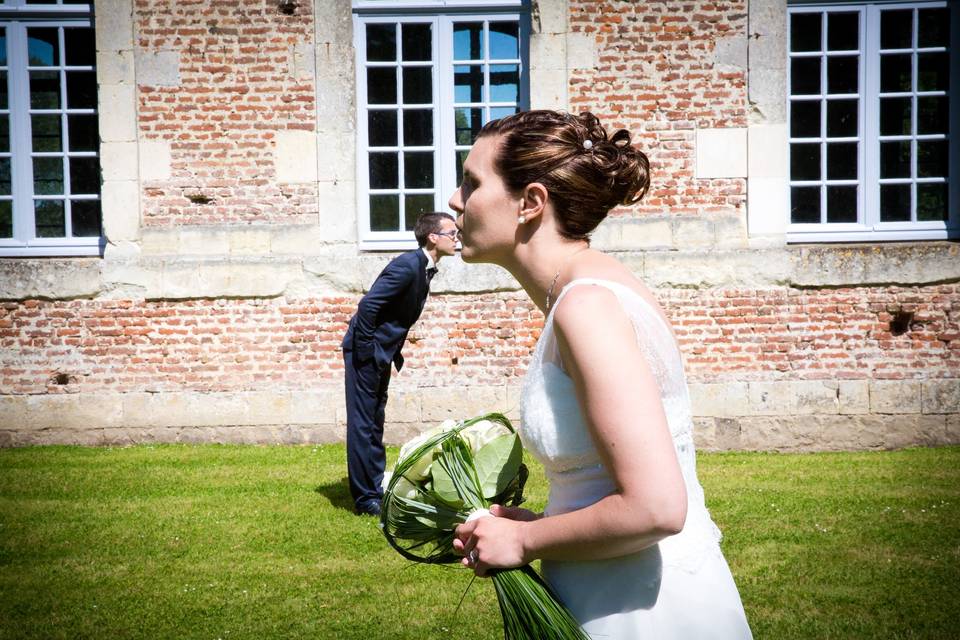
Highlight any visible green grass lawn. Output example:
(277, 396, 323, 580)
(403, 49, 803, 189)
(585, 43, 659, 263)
(0, 445, 957, 640)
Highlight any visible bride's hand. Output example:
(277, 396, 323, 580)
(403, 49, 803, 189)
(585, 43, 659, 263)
(453, 507, 533, 576)
(489, 503, 541, 522)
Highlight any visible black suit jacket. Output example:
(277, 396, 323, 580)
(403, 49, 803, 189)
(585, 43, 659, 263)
(341, 249, 430, 372)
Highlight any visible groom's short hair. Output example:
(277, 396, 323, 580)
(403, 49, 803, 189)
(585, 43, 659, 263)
(414, 212, 456, 247)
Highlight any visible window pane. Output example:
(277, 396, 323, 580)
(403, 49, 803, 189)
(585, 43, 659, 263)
(0, 29, 6, 66)
(70, 199, 100, 236)
(69, 156, 99, 194)
(790, 57, 820, 95)
(0, 157, 9, 195)
(404, 194, 434, 230)
(0, 201, 11, 238)
(401, 23, 431, 62)
(917, 140, 947, 178)
(367, 68, 397, 105)
(790, 13, 821, 52)
(489, 22, 519, 59)
(369, 152, 398, 189)
(35, 199, 65, 237)
(791, 101, 820, 138)
(880, 141, 911, 178)
(66, 71, 96, 109)
(917, 53, 949, 92)
(827, 12, 858, 51)
(826, 99, 856, 137)
(791, 143, 820, 181)
(30, 71, 61, 109)
(27, 28, 59, 66)
(826, 186, 857, 222)
(791, 186, 821, 223)
(880, 98, 911, 136)
(880, 54, 911, 92)
(33, 157, 64, 194)
(917, 183, 947, 221)
(404, 152, 433, 189)
(880, 184, 911, 221)
(402, 109, 432, 146)
(918, 8, 949, 48)
(826, 142, 857, 179)
(0, 117, 7, 153)
(490, 106, 517, 120)
(490, 64, 519, 103)
(67, 114, 98, 151)
(917, 96, 947, 134)
(880, 10, 912, 49)
(454, 64, 484, 103)
(827, 56, 857, 94)
(369, 194, 398, 231)
(455, 107, 483, 145)
(368, 110, 397, 147)
(402, 67, 431, 105)
(63, 27, 95, 66)
(366, 24, 396, 62)
(453, 22, 484, 61)
(0, 71, 6, 109)
(32, 114, 62, 152)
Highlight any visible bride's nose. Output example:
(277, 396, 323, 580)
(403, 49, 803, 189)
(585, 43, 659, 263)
(448, 187, 463, 213)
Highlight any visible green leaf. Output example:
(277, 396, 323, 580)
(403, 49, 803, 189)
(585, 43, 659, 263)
(474, 433, 522, 499)
(430, 457, 462, 506)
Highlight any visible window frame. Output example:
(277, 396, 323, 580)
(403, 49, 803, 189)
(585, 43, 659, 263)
(1, 3, 102, 257)
(786, 0, 958, 243)
(353, 1, 529, 250)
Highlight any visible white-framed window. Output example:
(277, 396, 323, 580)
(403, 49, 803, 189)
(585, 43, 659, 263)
(1, 1, 101, 257)
(354, 1, 529, 249)
(787, 1, 957, 242)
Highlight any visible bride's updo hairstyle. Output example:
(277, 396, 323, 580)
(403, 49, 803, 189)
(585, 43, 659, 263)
(477, 110, 650, 240)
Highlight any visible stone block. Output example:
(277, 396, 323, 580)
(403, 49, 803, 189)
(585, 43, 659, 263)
(135, 49, 181, 87)
(290, 42, 316, 81)
(186, 393, 249, 427)
(712, 34, 747, 70)
(947, 415, 960, 444)
(748, 381, 796, 415)
(103, 240, 141, 261)
(275, 130, 319, 184)
(672, 216, 715, 248)
(838, 380, 870, 414)
(529, 30, 566, 71)
(695, 128, 747, 179)
(739, 416, 822, 451)
(863, 243, 960, 286)
(289, 389, 340, 425)
(101, 260, 162, 298)
(315, 131, 353, 183)
(301, 254, 364, 293)
(177, 228, 230, 256)
(692, 417, 717, 451)
(97, 49, 135, 86)
(421, 386, 510, 423)
(271, 225, 325, 255)
(715, 214, 748, 249)
(870, 380, 922, 414)
(643, 249, 792, 289)
(316, 180, 356, 242)
(689, 382, 750, 417)
(0, 259, 101, 300)
(882, 415, 948, 449)
(792, 246, 869, 287)
(746, 176, 789, 237)
(566, 32, 597, 70)
(247, 391, 293, 426)
(794, 380, 839, 414)
(386, 390, 422, 423)
(921, 379, 960, 414)
(95, 0, 134, 51)
(748, 124, 787, 178)
(100, 141, 139, 181)
(160, 260, 301, 299)
(98, 84, 137, 142)
(101, 180, 141, 242)
(139, 140, 173, 181)
(229, 228, 272, 256)
(535, 0, 568, 34)
(529, 68, 568, 111)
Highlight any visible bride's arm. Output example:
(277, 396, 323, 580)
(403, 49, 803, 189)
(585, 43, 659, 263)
(454, 285, 687, 572)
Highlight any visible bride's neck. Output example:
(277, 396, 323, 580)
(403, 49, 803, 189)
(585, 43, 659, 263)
(506, 236, 590, 315)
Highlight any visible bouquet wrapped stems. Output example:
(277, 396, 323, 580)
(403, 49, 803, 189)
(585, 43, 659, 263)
(381, 413, 588, 640)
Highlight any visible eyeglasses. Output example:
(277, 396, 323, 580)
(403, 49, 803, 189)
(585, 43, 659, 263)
(433, 230, 460, 240)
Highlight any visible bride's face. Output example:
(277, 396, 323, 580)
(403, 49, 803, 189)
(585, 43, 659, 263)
(448, 134, 522, 264)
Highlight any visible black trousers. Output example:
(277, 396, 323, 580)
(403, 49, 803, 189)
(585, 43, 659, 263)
(343, 349, 391, 511)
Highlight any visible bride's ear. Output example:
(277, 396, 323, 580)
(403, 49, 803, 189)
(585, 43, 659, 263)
(519, 182, 548, 223)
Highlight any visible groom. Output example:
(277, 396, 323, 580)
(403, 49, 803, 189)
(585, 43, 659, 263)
(341, 212, 459, 516)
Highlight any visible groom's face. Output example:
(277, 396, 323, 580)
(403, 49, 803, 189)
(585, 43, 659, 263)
(448, 135, 520, 264)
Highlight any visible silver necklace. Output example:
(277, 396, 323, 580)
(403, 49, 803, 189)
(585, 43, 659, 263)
(545, 246, 589, 312)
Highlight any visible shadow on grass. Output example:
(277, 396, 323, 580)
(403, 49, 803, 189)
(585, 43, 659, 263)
(315, 477, 355, 512)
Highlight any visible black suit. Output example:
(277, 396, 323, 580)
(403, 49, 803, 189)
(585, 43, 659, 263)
(341, 249, 432, 511)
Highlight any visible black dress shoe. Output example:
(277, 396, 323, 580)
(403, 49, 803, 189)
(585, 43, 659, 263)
(354, 502, 381, 517)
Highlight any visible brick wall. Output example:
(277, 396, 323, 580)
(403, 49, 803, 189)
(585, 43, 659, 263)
(136, 0, 317, 226)
(568, 0, 748, 216)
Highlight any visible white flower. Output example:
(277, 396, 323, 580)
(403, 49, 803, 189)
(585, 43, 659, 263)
(461, 419, 511, 453)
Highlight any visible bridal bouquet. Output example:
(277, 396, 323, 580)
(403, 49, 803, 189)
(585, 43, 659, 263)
(380, 413, 588, 640)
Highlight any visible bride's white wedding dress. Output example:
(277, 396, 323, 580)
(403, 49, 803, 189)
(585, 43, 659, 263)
(520, 278, 752, 639)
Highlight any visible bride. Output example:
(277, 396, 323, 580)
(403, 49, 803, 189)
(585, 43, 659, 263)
(449, 110, 752, 638)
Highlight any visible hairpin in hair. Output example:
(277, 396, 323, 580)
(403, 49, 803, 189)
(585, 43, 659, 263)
(582, 139, 594, 151)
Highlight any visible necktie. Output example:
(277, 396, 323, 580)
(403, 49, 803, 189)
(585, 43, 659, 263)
(426, 267, 438, 284)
